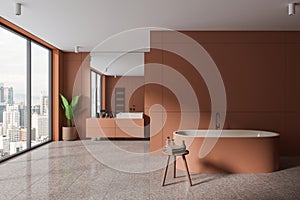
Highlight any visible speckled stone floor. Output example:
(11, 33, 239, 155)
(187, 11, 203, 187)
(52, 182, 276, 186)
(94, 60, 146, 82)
(0, 140, 299, 200)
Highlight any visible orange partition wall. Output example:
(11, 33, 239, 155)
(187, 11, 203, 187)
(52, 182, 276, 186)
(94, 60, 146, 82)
(62, 52, 91, 140)
(146, 31, 300, 156)
(52, 50, 63, 141)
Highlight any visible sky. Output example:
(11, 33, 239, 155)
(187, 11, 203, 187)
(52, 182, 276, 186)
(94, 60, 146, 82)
(0, 26, 49, 105)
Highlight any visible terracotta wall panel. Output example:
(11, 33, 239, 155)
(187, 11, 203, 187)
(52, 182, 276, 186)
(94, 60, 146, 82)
(235, 45, 285, 112)
(129, 86, 145, 112)
(62, 52, 90, 139)
(145, 48, 163, 63)
(63, 53, 83, 62)
(145, 63, 162, 83)
(146, 31, 300, 155)
(162, 112, 203, 144)
(148, 112, 163, 153)
(286, 32, 300, 43)
(178, 112, 201, 130)
(52, 50, 62, 141)
(226, 113, 283, 132)
(105, 76, 144, 112)
(283, 113, 300, 155)
(162, 48, 211, 112)
(286, 44, 300, 112)
(150, 32, 163, 44)
(144, 84, 163, 111)
(162, 112, 181, 141)
(201, 44, 243, 112)
(203, 44, 285, 112)
(162, 88, 180, 112)
(63, 61, 81, 98)
(199, 112, 212, 129)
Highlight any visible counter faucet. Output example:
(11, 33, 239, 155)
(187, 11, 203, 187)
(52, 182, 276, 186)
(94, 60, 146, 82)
(215, 112, 221, 130)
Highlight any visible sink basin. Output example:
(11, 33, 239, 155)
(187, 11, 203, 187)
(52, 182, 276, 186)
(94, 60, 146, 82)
(116, 112, 143, 119)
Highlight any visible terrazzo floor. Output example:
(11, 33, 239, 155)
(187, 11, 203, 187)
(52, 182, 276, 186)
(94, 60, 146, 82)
(0, 140, 299, 200)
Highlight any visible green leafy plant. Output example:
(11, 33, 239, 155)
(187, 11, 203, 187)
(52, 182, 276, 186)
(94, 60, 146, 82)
(60, 94, 79, 127)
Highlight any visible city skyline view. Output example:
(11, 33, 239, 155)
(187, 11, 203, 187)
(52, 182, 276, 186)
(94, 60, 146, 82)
(0, 25, 50, 159)
(0, 83, 49, 158)
(0, 82, 47, 105)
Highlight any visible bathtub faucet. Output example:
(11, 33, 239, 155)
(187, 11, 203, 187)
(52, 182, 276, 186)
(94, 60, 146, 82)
(215, 112, 221, 130)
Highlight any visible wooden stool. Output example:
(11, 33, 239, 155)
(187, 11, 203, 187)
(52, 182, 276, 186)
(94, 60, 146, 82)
(161, 150, 192, 186)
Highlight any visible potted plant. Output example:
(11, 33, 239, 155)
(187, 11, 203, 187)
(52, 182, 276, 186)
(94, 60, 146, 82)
(60, 94, 79, 141)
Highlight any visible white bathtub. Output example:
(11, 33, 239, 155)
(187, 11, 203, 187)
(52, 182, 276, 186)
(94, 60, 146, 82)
(174, 129, 279, 138)
(173, 129, 280, 173)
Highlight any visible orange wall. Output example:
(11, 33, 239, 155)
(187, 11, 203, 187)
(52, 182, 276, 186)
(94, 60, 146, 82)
(146, 31, 300, 156)
(61, 52, 90, 139)
(61, 54, 145, 139)
(105, 76, 144, 113)
(52, 50, 63, 141)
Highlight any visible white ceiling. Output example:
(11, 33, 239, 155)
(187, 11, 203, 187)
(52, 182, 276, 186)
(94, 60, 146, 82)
(1, 0, 300, 52)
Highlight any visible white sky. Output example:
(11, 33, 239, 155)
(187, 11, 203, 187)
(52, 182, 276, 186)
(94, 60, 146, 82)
(0, 27, 49, 105)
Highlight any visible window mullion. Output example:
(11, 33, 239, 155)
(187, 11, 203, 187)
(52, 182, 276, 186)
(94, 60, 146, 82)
(49, 50, 52, 140)
(26, 39, 31, 149)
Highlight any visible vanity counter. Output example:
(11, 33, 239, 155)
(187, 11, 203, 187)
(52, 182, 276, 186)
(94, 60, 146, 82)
(86, 118, 145, 138)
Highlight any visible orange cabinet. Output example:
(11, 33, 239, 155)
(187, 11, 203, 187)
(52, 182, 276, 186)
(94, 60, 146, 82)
(86, 118, 144, 138)
(86, 118, 115, 138)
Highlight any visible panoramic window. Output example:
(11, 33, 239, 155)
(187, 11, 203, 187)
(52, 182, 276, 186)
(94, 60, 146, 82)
(31, 42, 50, 147)
(90, 71, 101, 117)
(0, 25, 51, 160)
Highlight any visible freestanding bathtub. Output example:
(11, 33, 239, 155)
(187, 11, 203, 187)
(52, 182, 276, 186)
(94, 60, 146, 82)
(173, 130, 279, 173)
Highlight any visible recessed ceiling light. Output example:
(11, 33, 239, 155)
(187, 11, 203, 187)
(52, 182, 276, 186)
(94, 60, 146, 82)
(288, 3, 296, 16)
(15, 3, 21, 16)
(74, 46, 80, 53)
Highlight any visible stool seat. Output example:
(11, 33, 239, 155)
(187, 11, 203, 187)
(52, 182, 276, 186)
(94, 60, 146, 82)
(163, 150, 189, 156)
(161, 150, 192, 186)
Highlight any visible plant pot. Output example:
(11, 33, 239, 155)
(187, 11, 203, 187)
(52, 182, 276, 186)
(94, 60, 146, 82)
(62, 127, 77, 141)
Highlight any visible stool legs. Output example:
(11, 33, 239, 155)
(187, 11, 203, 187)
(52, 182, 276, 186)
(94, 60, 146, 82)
(162, 154, 192, 187)
(182, 155, 192, 186)
(173, 156, 176, 178)
(162, 155, 170, 186)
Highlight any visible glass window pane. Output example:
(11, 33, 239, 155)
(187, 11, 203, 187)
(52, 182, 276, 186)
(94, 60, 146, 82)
(0, 27, 27, 159)
(31, 42, 50, 147)
(90, 71, 96, 117)
(96, 74, 101, 114)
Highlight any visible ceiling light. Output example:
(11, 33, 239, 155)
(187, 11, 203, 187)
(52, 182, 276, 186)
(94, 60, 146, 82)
(74, 46, 80, 53)
(15, 3, 21, 16)
(288, 3, 296, 15)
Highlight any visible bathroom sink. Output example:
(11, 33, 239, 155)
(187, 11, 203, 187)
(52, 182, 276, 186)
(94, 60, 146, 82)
(116, 112, 143, 119)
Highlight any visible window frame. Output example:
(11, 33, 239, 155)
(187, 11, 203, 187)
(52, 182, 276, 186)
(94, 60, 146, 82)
(90, 70, 102, 117)
(0, 23, 52, 162)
